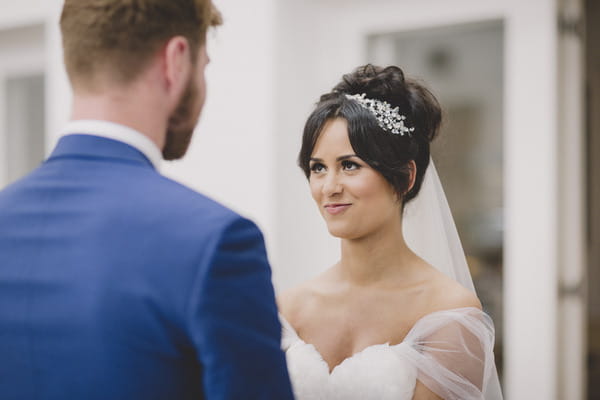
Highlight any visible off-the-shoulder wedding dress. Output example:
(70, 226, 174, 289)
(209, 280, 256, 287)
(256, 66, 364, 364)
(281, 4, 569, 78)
(281, 307, 502, 400)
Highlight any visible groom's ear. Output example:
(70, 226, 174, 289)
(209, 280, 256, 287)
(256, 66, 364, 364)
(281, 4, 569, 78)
(161, 36, 192, 111)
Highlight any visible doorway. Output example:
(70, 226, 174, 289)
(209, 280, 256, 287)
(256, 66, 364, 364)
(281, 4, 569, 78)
(0, 24, 45, 187)
(368, 20, 505, 380)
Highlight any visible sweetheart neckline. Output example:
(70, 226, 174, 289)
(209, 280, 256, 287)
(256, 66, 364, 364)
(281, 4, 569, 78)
(290, 339, 407, 375)
(281, 306, 481, 374)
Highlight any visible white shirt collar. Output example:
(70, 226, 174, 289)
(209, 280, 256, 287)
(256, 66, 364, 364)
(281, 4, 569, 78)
(61, 120, 163, 170)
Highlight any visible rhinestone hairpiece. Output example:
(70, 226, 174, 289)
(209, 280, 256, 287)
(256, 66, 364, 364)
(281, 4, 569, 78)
(344, 93, 415, 136)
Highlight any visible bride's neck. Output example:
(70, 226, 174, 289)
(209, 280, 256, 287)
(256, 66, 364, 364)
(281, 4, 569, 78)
(337, 219, 415, 286)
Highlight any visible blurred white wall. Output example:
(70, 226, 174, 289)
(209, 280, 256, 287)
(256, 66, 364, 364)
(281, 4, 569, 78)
(0, 1, 49, 29)
(160, 0, 278, 253)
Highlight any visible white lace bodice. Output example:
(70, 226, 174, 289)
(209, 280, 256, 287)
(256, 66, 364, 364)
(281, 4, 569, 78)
(281, 307, 503, 400)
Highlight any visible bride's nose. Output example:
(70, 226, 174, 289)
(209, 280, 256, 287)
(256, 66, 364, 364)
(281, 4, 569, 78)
(322, 172, 342, 197)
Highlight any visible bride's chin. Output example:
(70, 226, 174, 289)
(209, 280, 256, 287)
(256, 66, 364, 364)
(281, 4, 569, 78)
(326, 226, 362, 240)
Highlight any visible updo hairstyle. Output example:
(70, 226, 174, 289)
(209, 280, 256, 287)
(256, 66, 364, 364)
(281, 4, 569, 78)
(298, 64, 442, 205)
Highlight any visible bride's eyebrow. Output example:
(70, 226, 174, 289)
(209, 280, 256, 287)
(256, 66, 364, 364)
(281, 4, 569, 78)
(310, 154, 358, 162)
(337, 155, 359, 161)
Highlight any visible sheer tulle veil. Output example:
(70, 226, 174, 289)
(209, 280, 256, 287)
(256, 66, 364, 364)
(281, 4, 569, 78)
(402, 159, 503, 399)
(403, 159, 475, 292)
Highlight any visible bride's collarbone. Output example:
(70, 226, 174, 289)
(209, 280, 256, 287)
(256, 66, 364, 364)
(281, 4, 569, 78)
(292, 284, 428, 333)
(283, 273, 472, 357)
(289, 291, 450, 360)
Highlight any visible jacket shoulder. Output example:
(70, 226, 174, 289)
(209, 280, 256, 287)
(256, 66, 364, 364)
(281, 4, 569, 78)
(136, 172, 243, 222)
(137, 174, 263, 242)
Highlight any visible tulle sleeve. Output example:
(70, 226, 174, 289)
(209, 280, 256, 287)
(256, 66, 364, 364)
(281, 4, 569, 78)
(399, 307, 503, 400)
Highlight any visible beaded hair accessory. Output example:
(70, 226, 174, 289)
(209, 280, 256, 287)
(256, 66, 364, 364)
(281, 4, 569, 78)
(344, 93, 415, 136)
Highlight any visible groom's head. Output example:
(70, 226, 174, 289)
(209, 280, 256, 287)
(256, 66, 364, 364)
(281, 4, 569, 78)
(60, 0, 222, 160)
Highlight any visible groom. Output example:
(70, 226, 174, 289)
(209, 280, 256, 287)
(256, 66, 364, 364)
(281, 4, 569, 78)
(0, 1, 293, 399)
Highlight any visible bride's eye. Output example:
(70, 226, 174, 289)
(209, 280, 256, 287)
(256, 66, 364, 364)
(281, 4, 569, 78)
(310, 163, 326, 174)
(341, 160, 360, 171)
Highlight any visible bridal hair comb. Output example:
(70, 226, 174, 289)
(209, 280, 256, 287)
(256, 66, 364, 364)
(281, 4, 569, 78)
(344, 93, 415, 136)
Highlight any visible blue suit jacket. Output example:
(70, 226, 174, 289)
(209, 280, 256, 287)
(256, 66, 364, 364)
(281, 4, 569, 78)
(0, 134, 294, 400)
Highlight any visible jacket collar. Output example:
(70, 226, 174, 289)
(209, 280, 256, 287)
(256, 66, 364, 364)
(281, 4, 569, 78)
(47, 134, 157, 169)
(60, 120, 162, 169)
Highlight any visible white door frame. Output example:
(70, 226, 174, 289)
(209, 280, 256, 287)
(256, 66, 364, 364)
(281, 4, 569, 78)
(557, 0, 587, 398)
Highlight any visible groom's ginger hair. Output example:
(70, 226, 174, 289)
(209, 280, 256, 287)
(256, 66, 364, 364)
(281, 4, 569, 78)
(60, 0, 222, 91)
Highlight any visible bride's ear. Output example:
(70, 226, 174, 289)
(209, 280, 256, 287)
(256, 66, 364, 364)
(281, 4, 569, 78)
(406, 160, 417, 194)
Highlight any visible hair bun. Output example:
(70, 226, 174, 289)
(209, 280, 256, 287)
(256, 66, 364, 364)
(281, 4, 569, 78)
(337, 65, 406, 100)
(327, 64, 441, 145)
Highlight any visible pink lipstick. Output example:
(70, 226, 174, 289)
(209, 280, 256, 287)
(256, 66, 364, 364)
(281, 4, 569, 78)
(324, 203, 351, 215)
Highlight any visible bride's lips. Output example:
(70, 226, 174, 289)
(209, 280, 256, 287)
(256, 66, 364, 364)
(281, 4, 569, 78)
(324, 203, 352, 215)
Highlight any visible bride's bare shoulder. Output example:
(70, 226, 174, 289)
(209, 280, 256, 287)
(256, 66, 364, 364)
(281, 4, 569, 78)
(277, 285, 306, 323)
(277, 272, 330, 325)
(423, 266, 482, 311)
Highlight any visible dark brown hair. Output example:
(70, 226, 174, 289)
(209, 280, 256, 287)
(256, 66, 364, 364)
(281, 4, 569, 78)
(298, 64, 442, 205)
(60, 0, 222, 89)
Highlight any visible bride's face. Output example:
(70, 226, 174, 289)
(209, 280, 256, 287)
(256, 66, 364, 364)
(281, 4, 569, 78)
(309, 118, 401, 240)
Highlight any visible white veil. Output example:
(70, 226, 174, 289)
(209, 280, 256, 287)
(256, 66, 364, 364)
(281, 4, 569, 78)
(403, 160, 475, 292)
(402, 159, 504, 399)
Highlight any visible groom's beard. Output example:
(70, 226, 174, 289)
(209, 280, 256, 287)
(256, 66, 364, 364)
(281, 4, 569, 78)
(162, 76, 201, 161)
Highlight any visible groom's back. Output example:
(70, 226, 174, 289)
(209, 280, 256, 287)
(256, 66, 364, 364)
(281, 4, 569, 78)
(0, 147, 237, 399)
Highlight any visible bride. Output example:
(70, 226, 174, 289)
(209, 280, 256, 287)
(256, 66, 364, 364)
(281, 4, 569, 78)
(278, 65, 503, 399)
